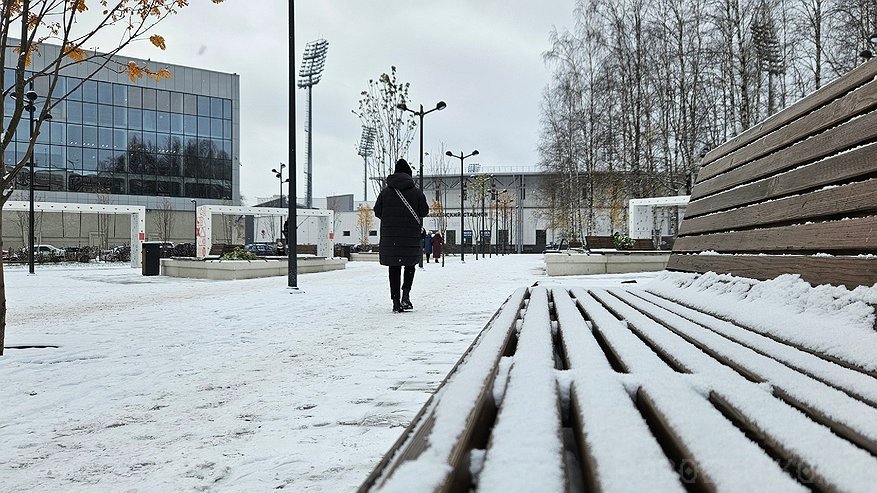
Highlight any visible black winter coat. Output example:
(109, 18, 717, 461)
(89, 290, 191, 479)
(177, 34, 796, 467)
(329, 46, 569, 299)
(373, 173, 429, 266)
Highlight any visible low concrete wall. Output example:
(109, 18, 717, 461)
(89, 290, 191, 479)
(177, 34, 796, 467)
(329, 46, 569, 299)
(545, 251, 670, 276)
(350, 252, 380, 262)
(161, 257, 347, 280)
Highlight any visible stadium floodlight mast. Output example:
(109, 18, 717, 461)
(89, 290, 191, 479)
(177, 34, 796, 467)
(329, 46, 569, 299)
(297, 38, 329, 210)
(357, 126, 376, 201)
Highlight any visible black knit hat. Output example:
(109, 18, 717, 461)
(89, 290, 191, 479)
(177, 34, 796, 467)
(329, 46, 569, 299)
(394, 159, 412, 176)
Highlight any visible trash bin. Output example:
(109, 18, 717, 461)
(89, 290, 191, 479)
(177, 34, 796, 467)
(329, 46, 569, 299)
(142, 242, 161, 276)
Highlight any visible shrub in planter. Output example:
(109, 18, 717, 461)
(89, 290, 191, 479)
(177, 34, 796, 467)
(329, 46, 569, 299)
(220, 247, 260, 261)
(612, 232, 635, 250)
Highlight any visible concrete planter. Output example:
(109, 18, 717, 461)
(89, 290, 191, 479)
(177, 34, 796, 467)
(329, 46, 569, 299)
(161, 257, 347, 280)
(545, 251, 670, 276)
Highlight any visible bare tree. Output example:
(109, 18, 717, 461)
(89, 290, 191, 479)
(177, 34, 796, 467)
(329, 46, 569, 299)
(354, 66, 417, 198)
(152, 197, 176, 245)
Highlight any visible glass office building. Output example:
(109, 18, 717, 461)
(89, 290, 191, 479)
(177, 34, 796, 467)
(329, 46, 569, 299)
(3, 42, 240, 208)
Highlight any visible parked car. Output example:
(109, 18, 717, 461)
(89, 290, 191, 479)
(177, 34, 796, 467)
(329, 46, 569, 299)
(245, 243, 277, 256)
(34, 244, 65, 261)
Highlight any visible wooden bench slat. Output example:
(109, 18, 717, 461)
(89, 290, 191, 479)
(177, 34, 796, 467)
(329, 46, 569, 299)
(610, 289, 877, 454)
(702, 60, 877, 164)
(367, 288, 528, 492)
(477, 288, 566, 492)
(553, 289, 684, 492)
(697, 76, 877, 182)
(630, 290, 877, 407)
(685, 142, 877, 218)
(666, 254, 877, 287)
(679, 179, 877, 235)
(570, 288, 680, 373)
(673, 216, 877, 253)
(692, 108, 877, 201)
(591, 289, 756, 380)
(709, 387, 877, 492)
(637, 384, 807, 492)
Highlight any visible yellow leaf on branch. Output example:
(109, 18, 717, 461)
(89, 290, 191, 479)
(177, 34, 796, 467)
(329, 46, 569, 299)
(64, 43, 85, 62)
(149, 34, 166, 50)
(126, 62, 144, 82)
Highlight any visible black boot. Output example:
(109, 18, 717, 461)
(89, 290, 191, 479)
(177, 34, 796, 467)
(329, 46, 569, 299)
(401, 290, 413, 310)
(393, 298, 405, 313)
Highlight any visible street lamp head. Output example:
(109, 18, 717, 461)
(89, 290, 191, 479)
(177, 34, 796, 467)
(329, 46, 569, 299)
(435, 101, 447, 111)
(397, 103, 408, 111)
(445, 150, 453, 157)
(25, 90, 37, 102)
(870, 33, 877, 45)
(190, 199, 196, 204)
(472, 150, 479, 156)
(271, 168, 279, 173)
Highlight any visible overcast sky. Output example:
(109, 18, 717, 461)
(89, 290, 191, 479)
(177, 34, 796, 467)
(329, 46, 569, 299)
(115, 0, 576, 204)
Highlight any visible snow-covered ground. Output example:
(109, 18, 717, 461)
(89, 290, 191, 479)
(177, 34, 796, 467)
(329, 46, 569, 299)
(0, 255, 654, 492)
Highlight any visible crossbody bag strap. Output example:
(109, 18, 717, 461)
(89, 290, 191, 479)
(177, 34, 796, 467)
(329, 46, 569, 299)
(395, 188, 422, 224)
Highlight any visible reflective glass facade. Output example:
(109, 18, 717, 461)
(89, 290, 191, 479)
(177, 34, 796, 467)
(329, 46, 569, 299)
(4, 69, 234, 200)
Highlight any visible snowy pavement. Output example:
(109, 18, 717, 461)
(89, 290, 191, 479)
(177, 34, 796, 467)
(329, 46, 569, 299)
(0, 255, 653, 492)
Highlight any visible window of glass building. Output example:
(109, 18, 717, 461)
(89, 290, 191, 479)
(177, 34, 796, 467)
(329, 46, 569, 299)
(24, 73, 233, 200)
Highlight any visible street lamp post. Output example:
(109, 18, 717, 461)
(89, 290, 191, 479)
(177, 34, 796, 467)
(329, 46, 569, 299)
(271, 163, 289, 206)
(22, 88, 52, 274)
(288, 3, 299, 289)
(191, 199, 198, 246)
(397, 101, 447, 191)
(481, 179, 486, 258)
(398, 101, 446, 268)
(446, 149, 479, 263)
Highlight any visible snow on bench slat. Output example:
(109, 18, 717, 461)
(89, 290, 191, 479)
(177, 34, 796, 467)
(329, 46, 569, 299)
(645, 272, 877, 372)
(376, 288, 528, 493)
(553, 288, 683, 492)
(639, 381, 808, 492)
(569, 288, 677, 373)
(611, 289, 877, 452)
(711, 381, 877, 492)
(477, 287, 566, 492)
(632, 289, 877, 407)
(590, 289, 745, 380)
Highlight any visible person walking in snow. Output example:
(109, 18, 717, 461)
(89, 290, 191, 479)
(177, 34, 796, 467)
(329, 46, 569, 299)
(373, 159, 429, 313)
(423, 230, 434, 263)
(431, 231, 444, 263)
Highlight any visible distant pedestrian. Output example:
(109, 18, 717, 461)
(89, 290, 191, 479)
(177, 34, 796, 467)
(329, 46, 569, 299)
(373, 159, 429, 313)
(423, 230, 434, 263)
(431, 231, 444, 263)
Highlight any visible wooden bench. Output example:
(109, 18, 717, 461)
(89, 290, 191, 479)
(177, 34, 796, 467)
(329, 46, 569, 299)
(667, 59, 877, 287)
(207, 243, 245, 257)
(360, 286, 877, 492)
(359, 62, 877, 492)
(586, 235, 655, 251)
